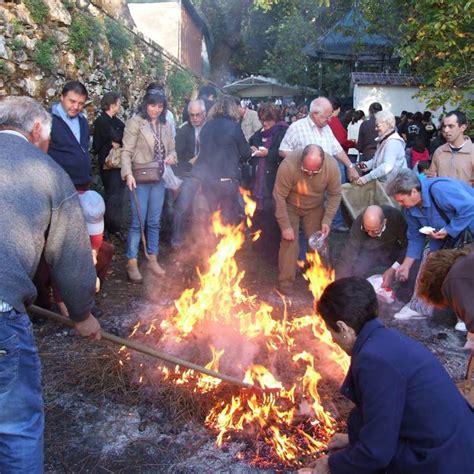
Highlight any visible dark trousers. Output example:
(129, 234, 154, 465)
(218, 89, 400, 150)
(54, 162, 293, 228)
(171, 177, 200, 248)
(100, 169, 125, 234)
(202, 179, 241, 226)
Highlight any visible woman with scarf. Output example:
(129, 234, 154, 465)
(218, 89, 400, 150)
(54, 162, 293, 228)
(355, 110, 407, 186)
(121, 92, 176, 283)
(249, 103, 288, 258)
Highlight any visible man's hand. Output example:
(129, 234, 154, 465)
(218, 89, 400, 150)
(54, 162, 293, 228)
(126, 174, 136, 191)
(382, 267, 396, 288)
(347, 166, 359, 182)
(430, 228, 448, 240)
(282, 228, 295, 241)
(321, 223, 330, 239)
(328, 433, 349, 451)
(74, 313, 102, 340)
(395, 263, 410, 282)
(313, 456, 330, 474)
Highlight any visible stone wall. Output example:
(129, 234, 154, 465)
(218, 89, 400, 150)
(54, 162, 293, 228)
(0, 0, 202, 120)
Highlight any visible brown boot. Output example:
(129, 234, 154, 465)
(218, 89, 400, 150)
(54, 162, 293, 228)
(147, 255, 166, 276)
(126, 258, 143, 283)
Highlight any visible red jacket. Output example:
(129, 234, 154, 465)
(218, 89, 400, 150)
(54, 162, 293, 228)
(329, 116, 354, 153)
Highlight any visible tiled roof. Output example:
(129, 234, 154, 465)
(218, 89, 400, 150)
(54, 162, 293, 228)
(351, 72, 423, 86)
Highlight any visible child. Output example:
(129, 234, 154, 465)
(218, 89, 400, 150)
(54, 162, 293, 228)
(416, 160, 431, 180)
(411, 135, 429, 168)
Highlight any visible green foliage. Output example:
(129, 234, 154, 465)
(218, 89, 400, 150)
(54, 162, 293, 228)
(23, 0, 49, 24)
(11, 38, 25, 51)
(34, 37, 56, 71)
(61, 0, 74, 10)
(69, 12, 103, 56)
(154, 54, 166, 80)
(0, 59, 5, 72)
(104, 17, 133, 60)
(167, 67, 195, 113)
(11, 20, 23, 35)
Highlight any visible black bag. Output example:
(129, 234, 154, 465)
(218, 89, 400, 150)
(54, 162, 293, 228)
(429, 185, 474, 249)
(132, 161, 161, 184)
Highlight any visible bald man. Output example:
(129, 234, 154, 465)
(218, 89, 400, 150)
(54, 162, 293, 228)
(336, 205, 418, 302)
(273, 144, 342, 294)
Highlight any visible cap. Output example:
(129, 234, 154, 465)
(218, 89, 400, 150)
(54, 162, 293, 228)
(78, 190, 105, 236)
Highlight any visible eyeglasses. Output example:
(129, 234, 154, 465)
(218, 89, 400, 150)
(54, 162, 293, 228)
(361, 221, 386, 237)
(312, 112, 332, 121)
(189, 113, 204, 118)
(301, 166, 322, 176)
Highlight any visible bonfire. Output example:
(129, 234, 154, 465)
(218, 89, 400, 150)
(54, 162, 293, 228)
(123, 189, 350, 468)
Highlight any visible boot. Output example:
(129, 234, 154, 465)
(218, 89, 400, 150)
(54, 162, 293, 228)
(147, 255, 166, 276)
(126, 258, 143, 283)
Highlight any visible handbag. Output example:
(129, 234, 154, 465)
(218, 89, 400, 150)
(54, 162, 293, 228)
(103, 147, 121, 170)
(428, 185, 474, 249)
(132, 161, 161, 184)
(457, 354, 474, 407)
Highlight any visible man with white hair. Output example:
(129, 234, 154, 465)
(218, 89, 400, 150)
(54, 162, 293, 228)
(279, 97, 359, 183)
(0, 96, 101, 471)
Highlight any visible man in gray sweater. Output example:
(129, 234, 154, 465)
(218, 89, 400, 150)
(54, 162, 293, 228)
(0, 96, 101, 472)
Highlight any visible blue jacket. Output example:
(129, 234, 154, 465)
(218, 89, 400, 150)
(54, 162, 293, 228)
(404, 177, 474, 259)
(48, 107, 91, 186)
(329, 319, 474, 474)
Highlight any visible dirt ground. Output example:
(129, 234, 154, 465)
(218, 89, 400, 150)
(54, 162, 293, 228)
(34, 224, 471, 473)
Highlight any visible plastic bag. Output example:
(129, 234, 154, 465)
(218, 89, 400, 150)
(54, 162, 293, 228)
(308, 231, 328, 259)
(162, 164, 183, 191)
(367, 274, 395, 304)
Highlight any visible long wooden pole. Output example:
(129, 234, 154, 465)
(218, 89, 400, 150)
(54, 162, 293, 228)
(29, 305, 254, 390)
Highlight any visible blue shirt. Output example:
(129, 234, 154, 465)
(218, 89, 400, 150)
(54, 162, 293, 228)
(404, 177, 474, 259)
(53, 102, 81, 144)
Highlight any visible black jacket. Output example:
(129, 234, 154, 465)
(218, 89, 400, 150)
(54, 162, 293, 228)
(92, 112, 125, 170)
(191, 117, 251, 181)
(175, 121, 198, 176)
(357, 116, 378, 161)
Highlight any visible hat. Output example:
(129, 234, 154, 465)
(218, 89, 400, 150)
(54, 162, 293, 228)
(78, 190, 105, 236)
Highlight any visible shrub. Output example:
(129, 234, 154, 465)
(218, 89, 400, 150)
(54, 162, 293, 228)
(69, 12, 102, 56)
(34, 37, 56, 71)
(11, 38, 25, 51)
(23, 0, 49, 24)
(104, 17, 132, 60)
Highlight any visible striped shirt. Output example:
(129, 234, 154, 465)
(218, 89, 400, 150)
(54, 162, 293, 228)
(279, 115, 343, 157)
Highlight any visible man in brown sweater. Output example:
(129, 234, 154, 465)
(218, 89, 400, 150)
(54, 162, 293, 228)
(273, 144, 341, 294)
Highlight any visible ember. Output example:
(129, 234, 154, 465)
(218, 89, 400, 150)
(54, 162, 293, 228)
(124, 191, 349, 468)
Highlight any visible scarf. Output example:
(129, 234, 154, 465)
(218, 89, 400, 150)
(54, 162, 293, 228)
(150, 121, 165, 176)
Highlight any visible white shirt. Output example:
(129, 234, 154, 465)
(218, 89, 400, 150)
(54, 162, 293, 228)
(279, 115, 342, 156)
(347, 119, 363, 155)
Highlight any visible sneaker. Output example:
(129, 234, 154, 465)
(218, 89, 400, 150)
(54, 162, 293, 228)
(455, 321, 467, 332)
(393, 303, 426, 320)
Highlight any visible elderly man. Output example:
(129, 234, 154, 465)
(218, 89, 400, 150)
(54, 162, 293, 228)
(336, 205, 417, 303)
(428, 110, 473, 186)
(273, 144, 342, 294)
(239, 100, 262, 141)
(48, 80, 91, 189)
(171, 100, 207, 248)
(0, 96, 100, 472)
(175, 99, 206, 177)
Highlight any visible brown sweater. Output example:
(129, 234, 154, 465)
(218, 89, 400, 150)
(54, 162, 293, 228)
(273, 149, 342, 230)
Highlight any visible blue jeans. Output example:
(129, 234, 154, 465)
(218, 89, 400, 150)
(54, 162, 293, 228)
(0, 310, 43, 473)
(332, 160, 347, 228)
(126, 181, 166, 259)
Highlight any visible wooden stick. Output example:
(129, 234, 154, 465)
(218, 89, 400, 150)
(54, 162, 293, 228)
(29, 305, 254, 390)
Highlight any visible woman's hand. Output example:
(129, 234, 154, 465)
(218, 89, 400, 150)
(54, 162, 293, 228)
(111, 141, 121, 149)
(355, 175, 368, 186)
(126, 174, 137, 191)
(327, 433, 349, 450)
(165, 155, 177, 165)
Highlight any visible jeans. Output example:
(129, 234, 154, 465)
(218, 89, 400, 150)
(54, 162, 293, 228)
(0, 310, 43, 473)
(332, 160, 347, 229)
(100, 169, 125, 235)
(171, 177, 200, 248)
(126, 181, 165, 259)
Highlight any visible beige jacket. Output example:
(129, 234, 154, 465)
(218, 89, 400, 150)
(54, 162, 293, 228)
(429, 137, 473, 186)
(240, 109, 262, 141)
(121, 115, 176, 179)
(273, 149, 342, 230)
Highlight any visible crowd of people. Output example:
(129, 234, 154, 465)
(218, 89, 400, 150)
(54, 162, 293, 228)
(1, 79, 473, 472)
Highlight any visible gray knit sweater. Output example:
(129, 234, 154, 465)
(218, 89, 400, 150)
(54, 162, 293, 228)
(0, 132, 96, 321)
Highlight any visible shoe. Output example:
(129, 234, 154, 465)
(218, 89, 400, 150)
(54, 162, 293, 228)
(332, 224, 349, 233)
(455, 321, 467, 332)
(126, 259, 143, 283)
(393, 303, 426, 320)
(147, 255, 166, 276)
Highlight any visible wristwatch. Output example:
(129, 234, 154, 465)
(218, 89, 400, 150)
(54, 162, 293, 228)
(348, 164, 356, 169)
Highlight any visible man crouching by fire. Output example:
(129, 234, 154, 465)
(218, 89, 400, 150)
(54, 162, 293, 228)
(299, 277, 474, 474)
